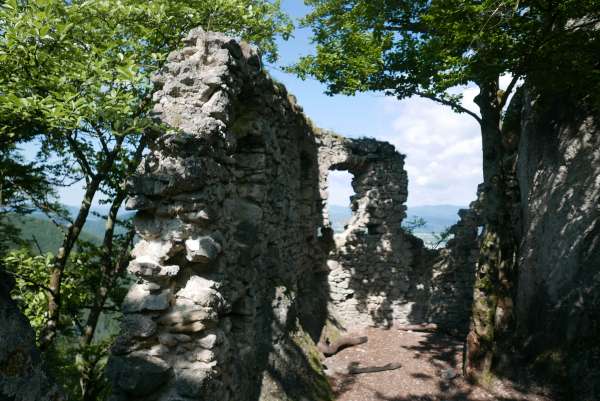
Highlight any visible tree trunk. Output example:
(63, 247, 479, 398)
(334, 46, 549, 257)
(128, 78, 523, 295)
(39, 135, 125, 351)
(80, 192, 130, 348)
(464, 80, 519, 380)
(78, 138, 146, 401)
(80, 136, 147, 347)
(40, 175, 103, 350)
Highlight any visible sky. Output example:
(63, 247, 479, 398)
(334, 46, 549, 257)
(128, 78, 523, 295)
(54, 0, 489, 208)
(266, 1, 484, 207)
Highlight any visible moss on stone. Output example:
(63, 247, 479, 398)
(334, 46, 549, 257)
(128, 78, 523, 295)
(0, 348, 29, 377)
(231, 108, 261, 138)
(531, 348, 568, 385)
(291, 329, 335, 401)
(320, 317, 345, 345)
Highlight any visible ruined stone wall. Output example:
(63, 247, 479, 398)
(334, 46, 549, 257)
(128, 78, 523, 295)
(426, 190, 482, 335)
(108, 28, 332, 401)
(317, 135, 479, 332)
(317, 135, 432, 328)
(108, 27, 480, 401)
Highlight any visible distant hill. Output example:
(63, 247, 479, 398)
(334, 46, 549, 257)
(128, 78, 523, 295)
(405, 204, 466, 233)
(6, 214, 101, 254)
(7, 205, 135, 254)
(327, 204, 465, 234)
(31, 205, 134, 238)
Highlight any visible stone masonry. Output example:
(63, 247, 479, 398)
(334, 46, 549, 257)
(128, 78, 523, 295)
(317, 134, 431, 328)
(317, 135, 480, 332)
(107, 28, 331, 401)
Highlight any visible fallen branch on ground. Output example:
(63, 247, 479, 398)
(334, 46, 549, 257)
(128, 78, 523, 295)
(395, 323, 438, 332)
(348, 362, 402, 374)
(318, 335, 368, 357)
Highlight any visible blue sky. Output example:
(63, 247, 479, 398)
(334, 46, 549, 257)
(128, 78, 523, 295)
(266, 1, 484, 207)
(55, 0, 487, 208)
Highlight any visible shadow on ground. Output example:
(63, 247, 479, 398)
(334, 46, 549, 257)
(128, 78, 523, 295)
(326, 329, 555, 401)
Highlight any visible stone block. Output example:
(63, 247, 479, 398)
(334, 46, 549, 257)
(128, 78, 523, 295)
(185, 236, 222, 263)
(122, 284, 171, 313)
(107, 352, 171, 396)
(121, 314, 157, 339)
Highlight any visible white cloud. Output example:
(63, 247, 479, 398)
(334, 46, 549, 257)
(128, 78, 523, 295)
(376, 88, 483, 207)
(326, 87, 483, 208)
(327, 170, 355, 206)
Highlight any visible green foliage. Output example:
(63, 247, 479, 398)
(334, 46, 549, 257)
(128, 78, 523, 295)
(3, 243, 130, 399)
(47, 337, 114, 401)
(402, 216, 427, 234)
(3, 249, 53, 333)
(4, 247, 101, 336)
(0, 0, 293, 213)
(292, 0, 599, 109)
(432, 226, 453, 249)
(1, 2, 292, 399)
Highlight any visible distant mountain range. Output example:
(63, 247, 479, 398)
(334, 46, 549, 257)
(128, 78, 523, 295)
(328, 204, 466, 234)
(8, 205, 135, 254)
(31, 205, 135, 237)
(10, 203, 464, 254)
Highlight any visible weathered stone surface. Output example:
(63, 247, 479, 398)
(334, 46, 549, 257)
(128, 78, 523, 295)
(110, 27, 437, 401)
(122, 284, 171, 313)
(108, 352, 172, 396)
(185, 236, 222, 262)
(0, 269, 65, 401)
(170, 322, 206, 333)
(512, 89, 600, 397)
(158, 333, 178, 348)
(175, 366, 223, 399)
(157, 307, 216, 325)
(319, 135, 442, 329)
(121, 314, 157, 339)
(128, 256, 180, 280)
(197, 333, 218, 349)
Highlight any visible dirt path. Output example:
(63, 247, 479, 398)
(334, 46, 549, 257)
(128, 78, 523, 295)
(323, 328, 555, 401)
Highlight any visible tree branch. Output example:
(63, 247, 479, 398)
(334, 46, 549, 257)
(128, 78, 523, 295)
(499, 74, 521, 111)
(31, 235, 44, 255)
(385, 19, 428, 33)
(65, 133, 94, 180)
(415, 91, 482, 124)
(5, 270, 54, 294)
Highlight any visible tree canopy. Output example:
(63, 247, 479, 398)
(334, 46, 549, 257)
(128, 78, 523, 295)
(292, 0, 600, 117)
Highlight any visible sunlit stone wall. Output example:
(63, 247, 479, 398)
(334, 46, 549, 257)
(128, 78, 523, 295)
(107, 28, 331, 401)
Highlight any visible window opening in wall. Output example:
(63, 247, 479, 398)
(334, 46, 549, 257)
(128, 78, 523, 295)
(327, 170, 355, 233)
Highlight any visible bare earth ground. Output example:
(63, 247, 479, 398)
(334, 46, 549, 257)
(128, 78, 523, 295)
(323, 328, 556, 401)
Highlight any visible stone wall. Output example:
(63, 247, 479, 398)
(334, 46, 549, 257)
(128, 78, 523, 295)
(514, 89, 600, 397)
(108, 28, 332, 401)
(426, 189, 482, 335)
(318, 134, 433, 328)
(317, 133, 480, 332)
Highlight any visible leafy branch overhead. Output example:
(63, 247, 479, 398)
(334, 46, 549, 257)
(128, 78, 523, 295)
(291, 0, 600, 114)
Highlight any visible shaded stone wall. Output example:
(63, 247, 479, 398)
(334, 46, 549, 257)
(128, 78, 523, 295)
(513, 89, 600, 397)
(108, 28, 332, 401)
(426, 189, 482, 335)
